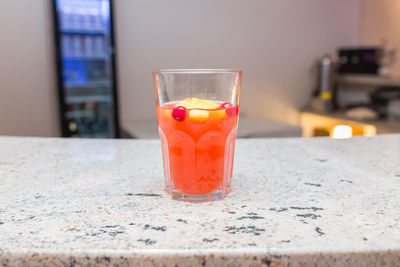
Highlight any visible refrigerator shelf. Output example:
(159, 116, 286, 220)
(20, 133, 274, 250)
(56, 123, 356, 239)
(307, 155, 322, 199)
(63, 55, 109, 60)
(60, 28, 106, 35)
(64, 80, 110, 88)
(66, 95, 112, 104)
(65, 109, 95, 119)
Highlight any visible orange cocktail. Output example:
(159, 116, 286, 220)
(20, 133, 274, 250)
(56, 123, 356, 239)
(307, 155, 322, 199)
(153, 69, 242, 202)
(157, 98, 238, 196)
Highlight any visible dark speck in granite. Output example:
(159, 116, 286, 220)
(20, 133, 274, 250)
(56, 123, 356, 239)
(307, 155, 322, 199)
(237, 215, 265, 220)
(125, 193, 161, 197)
(224, 226, 266, 236)
(269, 207, 288, 212)
(103, 225, 122, 228)
(261, 257, 272, 266)
(340, 179, 354, 183)
(296, 213, 321, 220)
(316, 159, 328, 162)
(228, 211, 236, 214)
(108, 231, 125, 237)
(137, 239, 157, 245)
(248, 243, 257, 246)
(0, 222, 3, 225)
(176, 219, 187, 224)
(315, 227, 325, 236)
(290, 207, 324, 212)
(94, 256, 112, 264)
(203, 238, 219, 243)
(144, 224, 166, 232)
(304, 182, 321, 187)
(363, 237, 368, 241)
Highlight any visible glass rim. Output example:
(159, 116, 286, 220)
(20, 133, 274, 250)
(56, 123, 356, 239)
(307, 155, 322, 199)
(153, 69, 242, 74)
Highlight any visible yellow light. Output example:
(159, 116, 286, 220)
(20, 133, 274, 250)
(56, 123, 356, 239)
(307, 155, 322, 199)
(331, 125, 353, 139)
(69, 121, 77, 132)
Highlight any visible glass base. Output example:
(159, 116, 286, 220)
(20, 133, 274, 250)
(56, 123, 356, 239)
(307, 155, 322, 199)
(167, 185, 231, 202)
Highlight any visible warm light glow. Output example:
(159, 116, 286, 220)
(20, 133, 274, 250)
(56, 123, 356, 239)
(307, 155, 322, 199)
(300, 112, 377, 137)
(331, 125, 353, 139)
(363, 126, 377, 136)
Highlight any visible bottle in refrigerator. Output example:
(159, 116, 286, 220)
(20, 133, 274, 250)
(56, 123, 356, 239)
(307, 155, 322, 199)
(60, 7, 72, 29)
(78, 8, 91, 30)
(61, 35, 72, 57)
(90, 8, 102, 30)
(71, 35, 83, 57)
(71, 8, 80, 29)
(93, 36, 105, 56)
(83, 35, 94, 57)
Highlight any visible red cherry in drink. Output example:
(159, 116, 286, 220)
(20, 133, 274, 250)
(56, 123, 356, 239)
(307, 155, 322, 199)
(221, 102, 237, 117)
(221, 102, 233, 108)
(172, 106, 186, 121)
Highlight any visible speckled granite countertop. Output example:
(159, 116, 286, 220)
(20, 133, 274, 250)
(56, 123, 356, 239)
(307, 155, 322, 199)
(0, 135, 400, 266)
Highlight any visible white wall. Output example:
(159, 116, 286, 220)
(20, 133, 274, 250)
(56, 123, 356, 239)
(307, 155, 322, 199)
(115, 0, 361, 125)
(0, 0, 361, 137)
(359, 0, 400, 77)
(0, 0, 59, 137)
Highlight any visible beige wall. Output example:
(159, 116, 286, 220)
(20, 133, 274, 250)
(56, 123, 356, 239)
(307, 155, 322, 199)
(0, 0, 59, 137)
(360, 0, 400, 77)
(0, 0, 361, 137)
(115, 0, 361, 125)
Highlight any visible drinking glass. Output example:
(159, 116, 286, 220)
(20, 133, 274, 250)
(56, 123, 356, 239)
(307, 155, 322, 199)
(153, 69, 242, 202)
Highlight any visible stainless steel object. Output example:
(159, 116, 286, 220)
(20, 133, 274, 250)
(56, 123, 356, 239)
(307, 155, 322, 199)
(314, 55, 337, 112)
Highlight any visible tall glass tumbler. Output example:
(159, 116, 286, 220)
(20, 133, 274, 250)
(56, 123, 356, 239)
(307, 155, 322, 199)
(153, 69, 242, 202)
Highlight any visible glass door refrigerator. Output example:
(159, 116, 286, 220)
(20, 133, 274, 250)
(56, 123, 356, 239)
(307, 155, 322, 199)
(52, 0, 119, 138)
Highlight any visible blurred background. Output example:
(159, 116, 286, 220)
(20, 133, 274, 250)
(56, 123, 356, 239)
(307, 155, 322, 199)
(1, 0, 400, 139)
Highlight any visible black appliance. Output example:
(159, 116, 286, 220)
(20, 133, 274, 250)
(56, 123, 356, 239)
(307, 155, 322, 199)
(52, 0, 119, 138)
(337, 47, 381, 75)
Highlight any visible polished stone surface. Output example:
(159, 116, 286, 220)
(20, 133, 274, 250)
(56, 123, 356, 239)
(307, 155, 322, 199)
(0, 135, 399, 266)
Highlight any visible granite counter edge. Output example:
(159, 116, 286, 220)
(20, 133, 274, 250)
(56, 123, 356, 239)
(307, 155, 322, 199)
(1, 248, 399, 266)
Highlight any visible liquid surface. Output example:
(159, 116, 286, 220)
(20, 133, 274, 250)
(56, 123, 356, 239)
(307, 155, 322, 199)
(157, 99, 238, 195)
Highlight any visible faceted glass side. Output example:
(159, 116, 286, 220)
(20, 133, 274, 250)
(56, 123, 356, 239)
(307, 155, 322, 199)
(158, 127, 237, 202)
